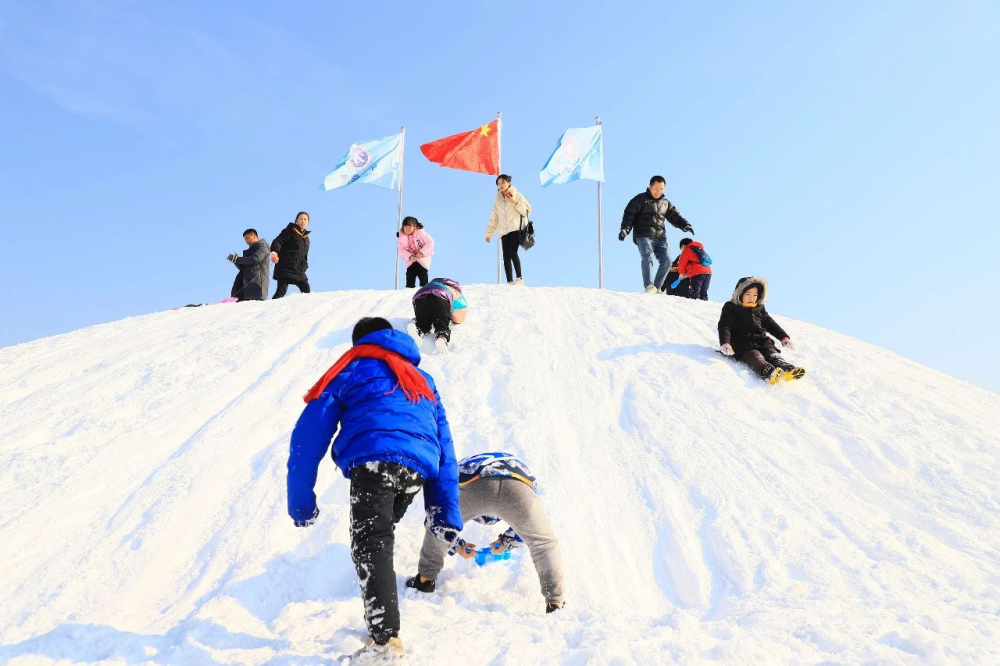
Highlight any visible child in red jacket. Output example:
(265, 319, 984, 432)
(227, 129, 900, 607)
(677, 237, 712, 300)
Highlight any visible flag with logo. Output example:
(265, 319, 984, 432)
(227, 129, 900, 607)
(539, 125, 604, 187)
(420, 120, 499, 175)
(321, 133, 403, 191)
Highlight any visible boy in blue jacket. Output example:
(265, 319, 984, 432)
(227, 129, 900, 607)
(286, 317, 463, 660)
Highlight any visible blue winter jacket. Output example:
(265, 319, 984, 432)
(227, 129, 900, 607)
(286, 329, 463, 539)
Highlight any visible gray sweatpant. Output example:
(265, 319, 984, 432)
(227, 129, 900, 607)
(417, 477, 565, 602)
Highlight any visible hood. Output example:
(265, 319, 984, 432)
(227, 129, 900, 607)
(250, 239, 269, 252)
(286, 222, 311, 237)
(355, 328, 421, 366)
(730, 276, 769, 306)
(685, 240, 705, 251)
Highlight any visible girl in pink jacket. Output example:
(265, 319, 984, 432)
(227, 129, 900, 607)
(397, 216, 436, 288)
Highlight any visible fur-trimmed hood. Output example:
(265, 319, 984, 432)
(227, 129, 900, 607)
(730, 276, 769, 306)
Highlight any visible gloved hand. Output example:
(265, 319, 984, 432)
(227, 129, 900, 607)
(720, 343, 734, 356)
(683, 224, 694, 234)
(293, 507, 319, 528)
(781, 338, 795, 350)
(226, 253, 239, 264)
(618, 229, 628, 241)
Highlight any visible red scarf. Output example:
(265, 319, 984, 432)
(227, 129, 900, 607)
(303, 344, 436, 405)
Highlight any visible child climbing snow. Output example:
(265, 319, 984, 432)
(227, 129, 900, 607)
(676, 237, 712, 300)
(717, 276, 806, 384)
(411, 278, 467, 350)
(404, 452, 565, 614)
(397, 216, 435, 288)
(285, 317, 462, 661)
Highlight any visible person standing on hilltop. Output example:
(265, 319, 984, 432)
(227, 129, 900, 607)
(619, 175, 694, 293)
(270, 211, 312, 298)
(397, 216, 435, 288)
(485, 174, 531, 286)
(227, 228, 270, 301)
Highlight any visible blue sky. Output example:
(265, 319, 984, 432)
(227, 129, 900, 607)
(2, 1, 998, 391)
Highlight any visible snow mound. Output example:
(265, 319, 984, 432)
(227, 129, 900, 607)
(1, 286, 999, 664)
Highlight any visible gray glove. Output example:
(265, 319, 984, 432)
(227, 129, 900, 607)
(618, 230, 628, 241)
(226, 253, 239, 264)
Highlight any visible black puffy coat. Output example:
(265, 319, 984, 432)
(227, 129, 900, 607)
(717, 276, 789, 356)
(620, 190, 691, 241)
(231, 238, 270, 301)
(270, 223, 311, 281)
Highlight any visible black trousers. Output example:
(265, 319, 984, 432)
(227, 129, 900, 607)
(413, 296, 452, 341)
(688, 274, 711, 300)
(501, 231, 522, 282)
(739, 347, 795, 379)
(349, 462, 424, 645)
(273, 278, 311, 299)
(405, 263, 429, 288)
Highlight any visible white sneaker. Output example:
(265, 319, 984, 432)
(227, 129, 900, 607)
(351, 636, 404, 663)
(514, 278, 525, 286)
(644, 284, 658, 294)
(434, 334, 449, 354)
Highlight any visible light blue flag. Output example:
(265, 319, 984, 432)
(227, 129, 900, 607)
(539, 125, 604, 187)
(321, 133, 402, 191)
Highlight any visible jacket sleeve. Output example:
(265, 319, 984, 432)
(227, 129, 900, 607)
(512, 192, 531, 218)
(286, 392, 342, 522)
(665, 205, 691, 231)
(422, 388, 463, 543)
(420, 230, 435, 258)
(677, 247, 692, 276)
(270, 230, 285, 255)
(620, 194, 641, 235)
(397, 233, 410, 260)
(718, 303, 735, 346)
(760, 307, 790, 342)
(485, 197, 500, 238)
(236, 242, 268, 266)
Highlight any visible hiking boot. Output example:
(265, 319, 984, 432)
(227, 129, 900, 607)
(644, 284, 658, 294)
(766, 366, 785, 385)
(783, 367, 806, 381)
(405, 574, 435, 593)
(350, 636, 404, 662)
(546, 600, 564, 613)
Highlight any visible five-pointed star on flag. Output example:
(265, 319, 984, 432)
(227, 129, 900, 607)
(479, 124, 491, 136)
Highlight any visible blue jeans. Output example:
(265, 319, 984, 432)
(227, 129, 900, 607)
(636, 237, 670, 289)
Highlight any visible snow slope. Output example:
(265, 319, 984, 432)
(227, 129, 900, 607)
(1, 286, 999, 664)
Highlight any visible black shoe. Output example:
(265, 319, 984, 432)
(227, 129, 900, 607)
(405, 574, 435, 593)
(545, 601, 564, 613)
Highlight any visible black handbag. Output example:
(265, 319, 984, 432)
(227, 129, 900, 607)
(518, 215, 535, 250)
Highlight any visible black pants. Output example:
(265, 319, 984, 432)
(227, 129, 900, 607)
(413, 296, 452, 342)
(501, 231, 522, 282)
(272, 278, 310, 299)
(739, 347, 795, 379)
(349, 462, 424, 645)
(688, 274, 711, 300)
(405, 263, 429, 288)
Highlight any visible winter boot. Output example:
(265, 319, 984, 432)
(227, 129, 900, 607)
(350, 636, 404, 663)
(765, 365, 784, 385)
(783, 367, 806, 381)
(644, 284, 658, 294)
(405, 574, 435, 593)
(546, 600, 565, 613)
(434, 331, 449, 353)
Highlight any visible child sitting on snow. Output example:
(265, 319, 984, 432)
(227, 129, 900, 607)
(285, 317, 462, 660)
(717, 277, 806, 384)
(411, 277, 467, 348)
(405, 452, 565, 614)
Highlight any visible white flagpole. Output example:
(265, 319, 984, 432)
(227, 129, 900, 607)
(395, 127, 405, 290)
(496, 111, 503, 284)
(596, 116, 604, 289)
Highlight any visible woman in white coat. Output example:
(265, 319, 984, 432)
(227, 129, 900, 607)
(485, 174, 531, 285)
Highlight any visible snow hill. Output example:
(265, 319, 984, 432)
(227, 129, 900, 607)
(1, 286, 999, 664)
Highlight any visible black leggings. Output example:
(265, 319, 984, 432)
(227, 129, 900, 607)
(272, 278, 311, 298)
(501, 231, 522, 282)
(405, 263, 429, 288)
(349, 462, 423, 645)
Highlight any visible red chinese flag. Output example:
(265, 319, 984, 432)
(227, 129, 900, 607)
(419, 120, 499, 175)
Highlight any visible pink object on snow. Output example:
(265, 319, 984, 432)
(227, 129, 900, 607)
(397, 229, 435, 269)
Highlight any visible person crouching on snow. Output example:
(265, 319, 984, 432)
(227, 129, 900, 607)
(286, 316, 462, 660)
(717, 276, 806, 384)
(405, 452, 566, 614)
(411, 278, 467, 348)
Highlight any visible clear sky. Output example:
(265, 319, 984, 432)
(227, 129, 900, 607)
(2, 1, 998, 391)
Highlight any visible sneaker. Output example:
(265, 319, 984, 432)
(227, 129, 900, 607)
(350, 636, 404, 663)
(766, 366, 785, 385)
(783, 367, 806, 381)
(405, 574, 435, 593)
(644, 284, 658, 294)
(546, 600, 564, 614)
(434, 333, 449, 354)
(514, 277, 525, 286)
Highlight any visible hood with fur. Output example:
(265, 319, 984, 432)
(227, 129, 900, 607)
(730, 276, 769, 306)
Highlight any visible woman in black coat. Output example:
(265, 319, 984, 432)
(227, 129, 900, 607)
(717, 276, 805, 383)
(270, 211, 312, 298)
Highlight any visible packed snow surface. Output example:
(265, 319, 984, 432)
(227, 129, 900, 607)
(1, 286, 999, 664)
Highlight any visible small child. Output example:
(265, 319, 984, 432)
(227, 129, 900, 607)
(662, 256, 689, 297)
(412, 278, 467, 348)
(286, 317, 462, 660)
(397, 216, 435, 288)
(405, 452, 565, 614)
(717, 277, 806, 384)
(677, 237, 712, 300)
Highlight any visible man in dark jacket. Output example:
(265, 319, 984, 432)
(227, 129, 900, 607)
(619, 175, 694, 293)
(270, 211, 312, 298)
(228, 229, 270, 301)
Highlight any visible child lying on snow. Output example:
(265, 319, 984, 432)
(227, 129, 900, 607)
(405, 452, 566, 614)
(285, 316, 462, 661)
(717, 276, 806, 384)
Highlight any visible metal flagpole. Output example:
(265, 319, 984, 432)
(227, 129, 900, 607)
(496, 111, 502, 284)
(395, 127, 405, 290)
(596, 116, 604, 289)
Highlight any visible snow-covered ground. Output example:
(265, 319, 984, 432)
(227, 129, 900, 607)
(1, 286, 999, 664)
